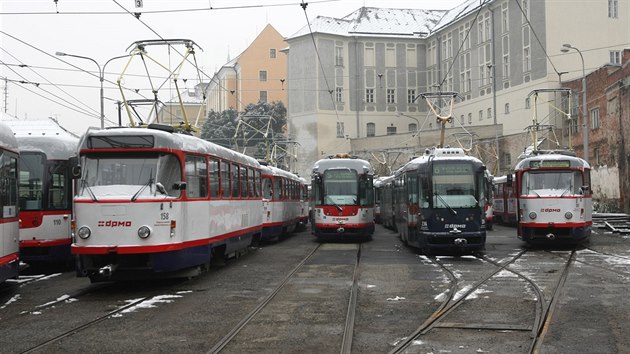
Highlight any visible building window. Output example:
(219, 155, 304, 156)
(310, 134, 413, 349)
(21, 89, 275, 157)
(406, 46, 417, 67)
(468, 113, 472, 124)
(503, 153, 512, 167)
(335, 87, 343, 102)
(501, 3, 509, 33)
(591, 108, 600, 130)
(460, 115, 464, 126)
(335, 46, 344, 66)
(259, 70, 267, 81)
(487, 108, 492, 120)
(386, 89, 396, 104)
(525, 97, 531, 109)
(609, 0, 618, 18)
(505, 103, 510, 114)
(367, 123, 375, 137)
(479, 110, 483, 121)
(593, 147, 600, 166)
(408, 123, 417, 133)
(259, 91, 267, 103)
(386, 126, 397, 135)
(336, 122, 345, 138)
(365, 45, 375, 67)
(365, 88, 374, 103)
(269, 49, 276, 59)
(522, 26, 531, 72)
(385, 47, 396, 67)
(407, 89, 416, 104)
(610, 50, 621, 64)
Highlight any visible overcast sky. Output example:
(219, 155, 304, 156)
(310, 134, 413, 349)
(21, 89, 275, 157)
(1, 0, 462, 135)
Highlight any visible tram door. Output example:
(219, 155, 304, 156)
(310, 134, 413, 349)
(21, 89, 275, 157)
(406, 174, 419, 243)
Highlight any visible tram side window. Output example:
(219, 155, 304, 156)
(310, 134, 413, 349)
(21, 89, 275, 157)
(209, 158, 219, 198)
(247, 168, 254, 198)
(359, 175, 374, 206)
(48, 161, 70, 210)
(18, 153, 44, 211)
(240, 166, 248, 198)
(262, 176, 273, 200)
(255, 170, 261, 198)
(231, 164, 240, 198)
(1, 153, 19, 218)
(185, 155, 208, 199)
(273, 178, 281, 200)
(221, 161, 230, 198)
(406, 175, 418, 204)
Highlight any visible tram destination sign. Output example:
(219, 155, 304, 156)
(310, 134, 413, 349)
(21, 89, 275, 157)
(433, 163, 472, 175)
(529, 160, 571, 168)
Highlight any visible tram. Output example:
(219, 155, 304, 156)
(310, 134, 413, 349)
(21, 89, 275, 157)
(72, 124, 262, 282)
(375, 175, 396, 229)
(260, 164, 305, 241)
(513, 151, 592, 243)
(492, 174, 517, 225)
(310, 154, 375, 240)
(15, 133, 79, 265)
(394, 147, 487, 253)
(0, 122, 20, 283)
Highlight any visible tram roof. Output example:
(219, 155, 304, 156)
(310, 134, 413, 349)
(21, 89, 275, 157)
(0, 121, 19, 153)
(80, 127, 260, 168)
(260, 164, 302, 181)
(514, 152, 590, 170)
(312, 157, 374, 175)
(399, 147, 484, 173)
(374, 175, 394, 187)
(16, 135, 79, 160)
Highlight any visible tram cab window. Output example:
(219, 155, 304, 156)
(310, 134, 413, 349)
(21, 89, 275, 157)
(521, 171, 583, 196)
(48, 161, 70, 210)
(19, 153, 44, 211)
(1, 153, 18, 218)
(185, 155, 208, 199)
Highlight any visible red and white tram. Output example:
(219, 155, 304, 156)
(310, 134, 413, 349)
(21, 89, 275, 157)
(492, 174, 517, 225)
(514, 151, 592, 243)
(72, 124, 262, 281)
(310, 155, 375, 240)
(0, 122, 20, 282)
(14, 132, 79, 265)
(260, 164, 304, 241)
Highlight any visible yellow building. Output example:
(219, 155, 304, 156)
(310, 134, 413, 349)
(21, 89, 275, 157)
(206, 24, 288, 112)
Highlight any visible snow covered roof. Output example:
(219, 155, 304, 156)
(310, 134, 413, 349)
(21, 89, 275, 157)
(288, 7, 447, 40)
(1, 116, 79, 138)
(288, 2, 498, 40)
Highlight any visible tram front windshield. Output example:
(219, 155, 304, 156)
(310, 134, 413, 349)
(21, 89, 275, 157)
(431, 162, 478, 208)
(78, 152, 182, 198)
(322, 169, 358, 206)
(521, 170, 583, 197)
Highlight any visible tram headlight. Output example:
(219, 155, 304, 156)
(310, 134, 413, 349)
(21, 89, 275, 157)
(77, 226, 91, 239)
(528, 211, 537, 220)
(565, 211, 573, 220)
(138, 226, 151, 239)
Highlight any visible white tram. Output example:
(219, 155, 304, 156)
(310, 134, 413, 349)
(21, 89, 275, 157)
(13, 131, 79, 265)
(310, 155, 375, 240)
(72, 124, 262, 281)
(514, 151, 592, 243)
(0, 122, 20, 282)
(260, 164, 305, 241)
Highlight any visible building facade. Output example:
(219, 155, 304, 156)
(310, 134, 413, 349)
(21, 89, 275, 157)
(285, 0, 629, 178)
(206, 24, 288, 113)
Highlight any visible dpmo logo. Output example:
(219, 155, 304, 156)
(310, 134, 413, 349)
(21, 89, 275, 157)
(98, 220, 132, 227)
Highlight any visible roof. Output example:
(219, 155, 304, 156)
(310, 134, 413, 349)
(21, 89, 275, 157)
(288, 7, 447, 40)
(1, 117, 79, 138)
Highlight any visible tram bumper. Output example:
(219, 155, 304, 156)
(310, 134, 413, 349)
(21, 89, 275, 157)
(424, 231, 486, 252)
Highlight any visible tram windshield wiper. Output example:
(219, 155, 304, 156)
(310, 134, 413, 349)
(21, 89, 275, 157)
(80, 171, 97, 201)
(435, 192, 457, 216)
(131, 170, 154, 202)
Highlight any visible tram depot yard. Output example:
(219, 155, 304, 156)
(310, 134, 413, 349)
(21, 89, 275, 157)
(1, 219, 629, 354)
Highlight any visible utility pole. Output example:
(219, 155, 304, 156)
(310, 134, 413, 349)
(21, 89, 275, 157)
(3, 78, 8, 113)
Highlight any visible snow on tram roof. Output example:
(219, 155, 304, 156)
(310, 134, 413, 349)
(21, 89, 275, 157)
(80, 127, 260, 168)
(514, 151, 590, 170)
(261, 164, 302, 181)
(312, 157, 374, 175)
(400, 147, 483, 172)
(0, 121, 19, 153)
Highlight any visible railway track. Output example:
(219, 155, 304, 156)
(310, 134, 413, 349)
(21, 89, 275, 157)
(207, 242, 365, 354)
(390, 248, 577, 354)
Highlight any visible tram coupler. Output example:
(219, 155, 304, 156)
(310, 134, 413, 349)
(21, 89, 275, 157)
(546, 233, 556, 240)
(98, 264, 117, 278)
(454, 238, 468, 247)
(337, 227, 345, 233)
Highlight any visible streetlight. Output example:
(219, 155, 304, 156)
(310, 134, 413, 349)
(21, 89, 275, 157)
(560, 44, 588, 162)
(55, 52, 130, 129)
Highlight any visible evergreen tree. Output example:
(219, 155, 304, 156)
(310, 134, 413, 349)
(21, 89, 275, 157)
(200, 108, 238, 147)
